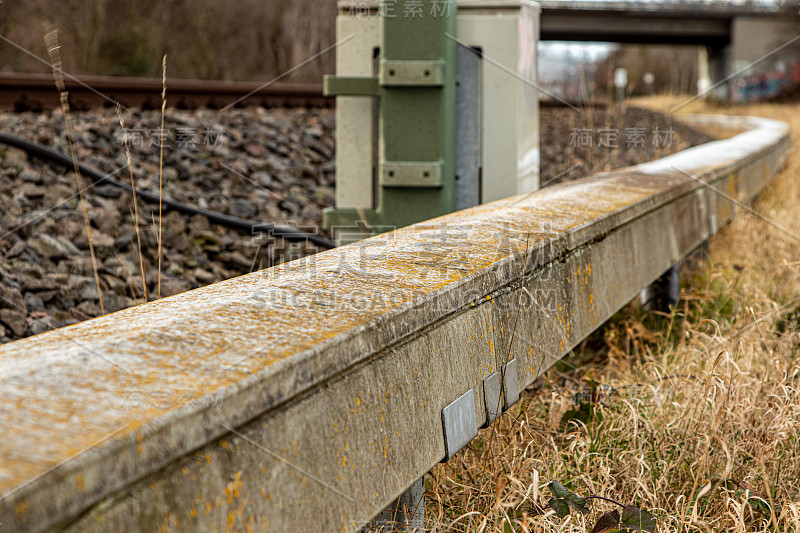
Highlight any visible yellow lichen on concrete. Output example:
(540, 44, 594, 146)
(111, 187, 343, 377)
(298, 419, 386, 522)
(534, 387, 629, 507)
(0, 115, 791, 533)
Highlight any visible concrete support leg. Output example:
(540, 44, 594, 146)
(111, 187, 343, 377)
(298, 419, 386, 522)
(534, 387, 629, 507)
(641, 264, 680, 313)
(363, 478, 425, 532)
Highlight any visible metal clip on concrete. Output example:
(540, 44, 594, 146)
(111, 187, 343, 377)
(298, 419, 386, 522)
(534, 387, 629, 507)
(480, 358, 521, 428)
(324, 1, 541, 246)
(324, 0, 458, 235)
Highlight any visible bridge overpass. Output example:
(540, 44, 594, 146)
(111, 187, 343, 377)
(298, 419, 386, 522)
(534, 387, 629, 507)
(539, 0, 799, 98)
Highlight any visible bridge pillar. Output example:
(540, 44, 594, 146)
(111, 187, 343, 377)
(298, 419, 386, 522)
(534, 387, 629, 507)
(697, 47, 710, 96)
(705, 45, 731, 100)
(728, 17, 800, 102)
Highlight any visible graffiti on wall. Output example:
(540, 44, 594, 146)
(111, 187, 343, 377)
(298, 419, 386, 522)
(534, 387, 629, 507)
(732, 62, 800, 103)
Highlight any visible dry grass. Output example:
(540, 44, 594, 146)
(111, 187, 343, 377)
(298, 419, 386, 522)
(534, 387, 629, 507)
(116, 104, 148, 303)
(426, 98, 800, 532)
(157, 54, 166, 299)
(43, 28, 106, 315)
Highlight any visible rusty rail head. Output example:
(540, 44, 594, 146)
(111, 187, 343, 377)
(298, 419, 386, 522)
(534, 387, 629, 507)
(0, 72, 330, 111)
(539, 0, 791, 14)
(0, 115, 790, 532)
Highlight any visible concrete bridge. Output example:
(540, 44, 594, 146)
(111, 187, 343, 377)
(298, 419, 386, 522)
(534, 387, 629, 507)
(539, 0, 800, 98)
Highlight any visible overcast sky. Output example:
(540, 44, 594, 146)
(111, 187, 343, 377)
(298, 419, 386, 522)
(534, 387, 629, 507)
(538, 42, 618, 82)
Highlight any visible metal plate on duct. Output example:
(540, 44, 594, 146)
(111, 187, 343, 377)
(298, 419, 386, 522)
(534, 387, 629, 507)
(504, 358, 520, 409)
(482, 372, 501, 427)
(441, 388, 478, 461)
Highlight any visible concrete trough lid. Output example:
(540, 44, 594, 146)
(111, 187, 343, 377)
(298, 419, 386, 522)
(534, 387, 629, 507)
(636, 116, 789, 176)
(0, 114, 789, 532)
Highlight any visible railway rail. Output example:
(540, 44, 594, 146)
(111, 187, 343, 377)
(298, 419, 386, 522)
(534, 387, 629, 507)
(0, 72, 331, 112)
(0, 72, 598, 113)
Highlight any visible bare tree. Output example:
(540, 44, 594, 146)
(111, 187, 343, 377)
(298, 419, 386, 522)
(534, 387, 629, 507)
(0, 0, 338, 82)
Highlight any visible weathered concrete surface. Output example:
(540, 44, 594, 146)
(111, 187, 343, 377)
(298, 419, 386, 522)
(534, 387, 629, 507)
(0, 116, 789, 532)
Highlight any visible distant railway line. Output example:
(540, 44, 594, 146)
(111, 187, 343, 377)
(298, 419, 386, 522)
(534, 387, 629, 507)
(0, 72, 331, 111)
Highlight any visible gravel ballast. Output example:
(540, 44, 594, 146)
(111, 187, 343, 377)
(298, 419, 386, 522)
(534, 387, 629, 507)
(0, 104, 712, 343)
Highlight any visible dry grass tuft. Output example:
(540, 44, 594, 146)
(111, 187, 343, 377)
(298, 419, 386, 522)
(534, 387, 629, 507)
(157, 54, 166, 299)
(44, 28, 105, 315)
(116, 105, 148, 303)
(426, 99, 800, 532)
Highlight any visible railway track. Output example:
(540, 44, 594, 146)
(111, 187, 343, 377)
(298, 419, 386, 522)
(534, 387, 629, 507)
(0, 71, 600, 113)
(0, 72, 330, 111)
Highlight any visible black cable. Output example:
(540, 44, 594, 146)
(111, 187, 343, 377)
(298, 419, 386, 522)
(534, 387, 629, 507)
(0, 132, 336, 249)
